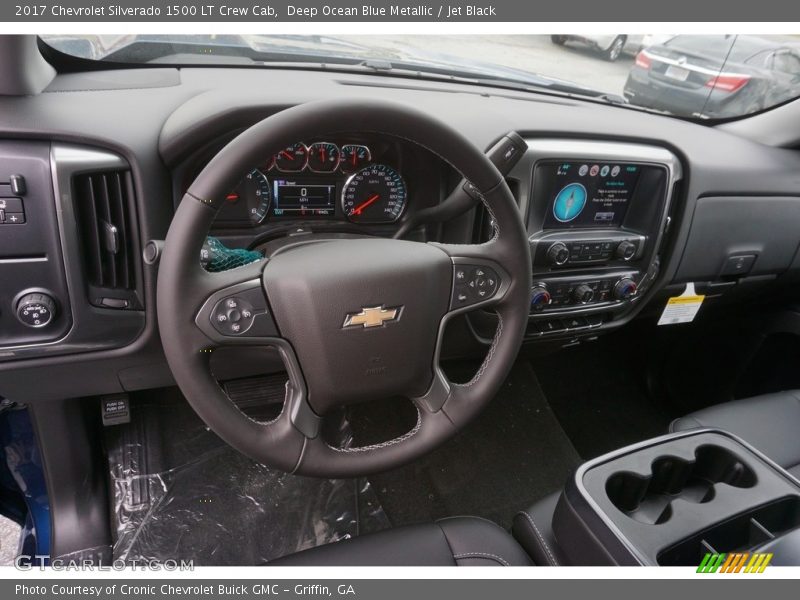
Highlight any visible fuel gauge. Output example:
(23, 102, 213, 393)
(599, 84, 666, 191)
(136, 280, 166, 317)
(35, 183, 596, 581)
(340, 144, 372, 174)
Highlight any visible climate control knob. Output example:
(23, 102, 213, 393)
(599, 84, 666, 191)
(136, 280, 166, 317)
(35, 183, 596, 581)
(547, 242, 570, 266)
(614, 278, 638, 300)
(530, 284, 552, 310)
(572, 284, 595, 304)
(16, 292, 56, 328)
(616, 240, 637, 261)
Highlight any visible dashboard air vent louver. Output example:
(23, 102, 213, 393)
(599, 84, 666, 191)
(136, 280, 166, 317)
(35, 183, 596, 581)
(73, 170, 141, 309)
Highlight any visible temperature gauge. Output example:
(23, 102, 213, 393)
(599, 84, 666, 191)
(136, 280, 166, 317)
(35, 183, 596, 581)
(341, 144, 372, 174)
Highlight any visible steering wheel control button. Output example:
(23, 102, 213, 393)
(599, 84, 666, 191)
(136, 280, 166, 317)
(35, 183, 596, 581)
(451, 264, 500, 309)
(16, 293, 56, 328)
(211, 295, 258, 335)
(209, 286, 279, 338)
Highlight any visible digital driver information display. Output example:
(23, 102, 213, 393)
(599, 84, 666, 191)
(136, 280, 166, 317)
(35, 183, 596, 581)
(540, 161, 641, 229)
(271, 180, 336, 217)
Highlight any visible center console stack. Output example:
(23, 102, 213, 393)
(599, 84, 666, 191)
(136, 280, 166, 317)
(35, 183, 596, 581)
(549, 429, 800, 565)
(511, 139, 682, 341)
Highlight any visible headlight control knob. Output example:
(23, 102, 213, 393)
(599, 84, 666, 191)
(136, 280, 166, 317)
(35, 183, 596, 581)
(16, 293, 56, 328)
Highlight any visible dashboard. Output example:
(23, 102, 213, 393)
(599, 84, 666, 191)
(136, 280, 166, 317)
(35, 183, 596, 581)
(3, 65, 800, 403)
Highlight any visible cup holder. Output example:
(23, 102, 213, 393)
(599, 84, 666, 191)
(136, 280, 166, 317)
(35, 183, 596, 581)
(605, 445, 757, 525)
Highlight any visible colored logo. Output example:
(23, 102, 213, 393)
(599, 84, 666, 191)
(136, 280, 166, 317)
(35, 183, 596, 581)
(600, 165, 610, 177)
(343, 305, 401, 329)
(611, 166, 621, 177)
(697, 553, 772, 573)
(553, 183, 587, 222)
(589, 165, 599, 176)
(578, 164, 589, 176)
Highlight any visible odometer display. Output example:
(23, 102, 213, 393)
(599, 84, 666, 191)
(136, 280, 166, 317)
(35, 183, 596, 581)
(342, 164, 407, 224)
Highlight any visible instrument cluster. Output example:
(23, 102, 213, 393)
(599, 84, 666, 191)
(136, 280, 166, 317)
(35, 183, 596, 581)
(214, 141, 408, 227)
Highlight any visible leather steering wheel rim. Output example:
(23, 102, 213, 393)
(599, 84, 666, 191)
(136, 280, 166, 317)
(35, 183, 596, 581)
(157, 98, 532, 477)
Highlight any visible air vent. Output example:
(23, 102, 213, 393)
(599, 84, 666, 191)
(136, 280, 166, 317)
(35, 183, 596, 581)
(73, 170, 141, 309)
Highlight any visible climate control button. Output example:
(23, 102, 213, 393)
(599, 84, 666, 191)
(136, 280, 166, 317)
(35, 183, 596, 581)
(572, 284, 595, 304)
(614, 277, 638, 300)
(530, 284, 552, 310)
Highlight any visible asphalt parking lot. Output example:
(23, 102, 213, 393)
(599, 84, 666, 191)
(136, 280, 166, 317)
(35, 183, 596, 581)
(338, 35, 635, 96)
(0, 514, 20, 565)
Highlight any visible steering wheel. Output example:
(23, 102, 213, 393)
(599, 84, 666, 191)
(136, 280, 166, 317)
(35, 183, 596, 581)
(157, 99, 532, 477)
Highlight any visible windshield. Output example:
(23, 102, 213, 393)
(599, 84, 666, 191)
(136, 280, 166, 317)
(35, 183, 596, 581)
(41, 34, 800, 120)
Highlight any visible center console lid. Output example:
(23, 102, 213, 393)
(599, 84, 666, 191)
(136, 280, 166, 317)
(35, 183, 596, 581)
(552, 429, 800, 565)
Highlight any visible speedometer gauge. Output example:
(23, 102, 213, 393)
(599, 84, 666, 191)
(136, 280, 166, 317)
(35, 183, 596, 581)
(342, 164, 407, 224)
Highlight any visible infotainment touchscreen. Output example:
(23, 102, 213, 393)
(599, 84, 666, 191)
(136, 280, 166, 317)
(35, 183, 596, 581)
(271, 179, 336, 217)
(540, 161, 641, 229)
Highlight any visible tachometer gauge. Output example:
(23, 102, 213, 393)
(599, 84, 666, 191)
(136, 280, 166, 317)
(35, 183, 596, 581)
(225, 169, 271, 225)
(275, 142, 308, 172)
(342, 164, 407, 224)
(307, 142, 341, 173)
(340, 144, 372, 174)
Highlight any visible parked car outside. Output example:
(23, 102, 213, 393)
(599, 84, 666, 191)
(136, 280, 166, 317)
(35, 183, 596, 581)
(550, 34, 672, 61)
(624, 34, 800, 118)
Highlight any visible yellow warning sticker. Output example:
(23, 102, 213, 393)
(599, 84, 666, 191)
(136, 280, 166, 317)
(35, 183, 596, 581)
(658, 283, 705, 325)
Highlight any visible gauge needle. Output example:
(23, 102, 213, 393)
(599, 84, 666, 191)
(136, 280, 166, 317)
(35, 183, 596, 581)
(226, 193, 239, 201)
(320, 147, 326, 162)
(280, 150, 293, 160)
(352, 194, 380, 215)
(352, 151, 357, 166)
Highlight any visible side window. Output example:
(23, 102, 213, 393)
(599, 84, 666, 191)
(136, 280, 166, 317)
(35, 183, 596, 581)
(771, 51, 800, 76)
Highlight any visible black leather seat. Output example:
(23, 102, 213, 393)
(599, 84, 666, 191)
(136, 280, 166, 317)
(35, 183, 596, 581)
(670, 390, 800, 479)
(270, 516, 532, 566)
(512, 492, 565, 566)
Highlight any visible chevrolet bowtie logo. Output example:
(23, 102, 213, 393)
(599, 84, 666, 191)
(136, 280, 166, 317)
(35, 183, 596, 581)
(343, 306, 401, 329)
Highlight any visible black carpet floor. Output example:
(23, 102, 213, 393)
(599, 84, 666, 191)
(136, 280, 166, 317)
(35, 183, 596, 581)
(532, 339, 675, 460)
(358, 361, 581, 529)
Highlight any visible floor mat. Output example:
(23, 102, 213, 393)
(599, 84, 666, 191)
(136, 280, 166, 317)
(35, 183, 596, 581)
(357, 361, 581, 529)
(104, 384, 389, 565)
(532, 338, 674, 460)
